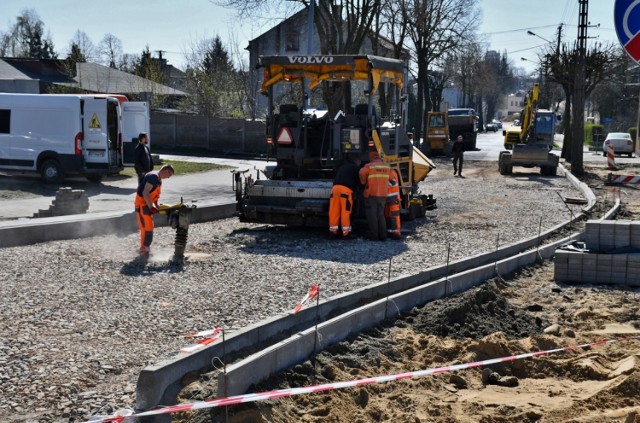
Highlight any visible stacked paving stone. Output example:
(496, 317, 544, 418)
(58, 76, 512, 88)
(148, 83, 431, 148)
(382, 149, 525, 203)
(33, 187, 90, 218)
(555, 220, 640, 285)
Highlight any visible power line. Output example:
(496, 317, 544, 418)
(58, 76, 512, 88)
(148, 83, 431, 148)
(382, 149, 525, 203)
(481, 24, 561, 36)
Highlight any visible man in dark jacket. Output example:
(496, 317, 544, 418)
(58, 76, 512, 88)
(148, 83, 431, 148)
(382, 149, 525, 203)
(452, 135, 465, 177)
(329, 154, 362, 238)
(134, 132, 153, 183)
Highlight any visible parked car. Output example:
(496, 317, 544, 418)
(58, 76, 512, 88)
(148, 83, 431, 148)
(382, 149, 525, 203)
(491, 119, 502, 129)
(513, 119, 521, 126)
(602, 132, 634, 157)
(485, 122, 498, 132)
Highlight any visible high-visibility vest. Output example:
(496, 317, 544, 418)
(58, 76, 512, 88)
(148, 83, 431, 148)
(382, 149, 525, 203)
(359, 159, 391, 197)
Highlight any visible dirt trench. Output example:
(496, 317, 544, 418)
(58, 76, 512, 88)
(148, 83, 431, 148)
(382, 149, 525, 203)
(178, 163, 640, 423)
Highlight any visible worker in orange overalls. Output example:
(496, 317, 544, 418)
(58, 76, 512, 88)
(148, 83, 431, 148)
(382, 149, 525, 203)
(385, 169, 402, 239)
(134, 164, 174, 256)
(359, 151, 391, 241)
(329, 154, 362, 239)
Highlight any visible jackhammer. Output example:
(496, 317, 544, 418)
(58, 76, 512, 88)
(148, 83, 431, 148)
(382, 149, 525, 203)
(158, 198, 196, 261)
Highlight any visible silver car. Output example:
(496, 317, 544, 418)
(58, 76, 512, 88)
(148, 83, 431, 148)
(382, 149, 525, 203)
(602, 132, 634, 157)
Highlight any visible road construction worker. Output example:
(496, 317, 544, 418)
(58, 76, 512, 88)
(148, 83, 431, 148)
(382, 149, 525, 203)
(329, 154, 362, 238)
(359, 151, 391, 241)
(134, 132, 154, 184)
(452, 135, 465, 177)
(134, 164, 174, 256)
(385, 169, 402, 239)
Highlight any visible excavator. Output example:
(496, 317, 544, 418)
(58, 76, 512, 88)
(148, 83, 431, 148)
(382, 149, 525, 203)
(234, 54, 436, 227)
(499, 83, 559, 176)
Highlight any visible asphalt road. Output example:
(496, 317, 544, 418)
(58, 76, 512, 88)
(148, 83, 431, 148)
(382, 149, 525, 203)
(0, 129, 635, 220)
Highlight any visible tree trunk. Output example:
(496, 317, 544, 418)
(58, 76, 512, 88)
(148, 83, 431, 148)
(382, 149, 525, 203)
(414, 57, 427, 142)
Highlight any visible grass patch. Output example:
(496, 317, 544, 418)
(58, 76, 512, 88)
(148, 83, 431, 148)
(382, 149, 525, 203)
(119, 160, 232, 178)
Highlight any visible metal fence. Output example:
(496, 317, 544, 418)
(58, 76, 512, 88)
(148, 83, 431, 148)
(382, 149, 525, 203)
(150, 112, 267, 155)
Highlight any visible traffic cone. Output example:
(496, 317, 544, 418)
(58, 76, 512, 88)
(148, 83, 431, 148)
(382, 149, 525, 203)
(607, 143, 616, 169)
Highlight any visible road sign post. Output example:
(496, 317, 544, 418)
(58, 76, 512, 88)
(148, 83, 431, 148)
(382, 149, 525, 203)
(614, 0, 640, 154)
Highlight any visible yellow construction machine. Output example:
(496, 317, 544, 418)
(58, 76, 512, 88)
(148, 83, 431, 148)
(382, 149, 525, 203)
(234, 54, 436, 226)
(424, 111, 449, 155)
(499, 83, 559, 176)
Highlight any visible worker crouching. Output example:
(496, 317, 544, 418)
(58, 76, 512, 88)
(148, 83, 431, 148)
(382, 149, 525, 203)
(329, 154, 362, 238)
(385, 169, 402, 239)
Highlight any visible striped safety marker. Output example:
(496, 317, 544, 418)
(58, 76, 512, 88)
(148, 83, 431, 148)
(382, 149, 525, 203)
(293, 284, 319, 314)
(82, 335, 640, 422)
(607, 143, 616, 169)
(180, 328, 223, 354)
(610, 174, 640, 185)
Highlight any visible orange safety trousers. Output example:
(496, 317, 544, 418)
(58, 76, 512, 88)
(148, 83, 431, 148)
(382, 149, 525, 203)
(134, 185, 161, 252)
(385, 171, 401, 237)
(329, 185, 354, 236)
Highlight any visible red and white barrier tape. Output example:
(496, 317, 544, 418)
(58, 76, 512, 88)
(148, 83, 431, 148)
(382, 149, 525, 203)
(180, 328, 223, 353)
(293, 284, 319, 314)
(184, 328, 222, 339)
(83, 335, 640, 422)
(610, 174, 640, 185)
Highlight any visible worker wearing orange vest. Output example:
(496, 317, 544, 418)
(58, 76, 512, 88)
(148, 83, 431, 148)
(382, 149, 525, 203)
(329, 155, 362, 238)
(359, 151, 391, 241)
(385, 169, 402, 239)
(134, 164, 174, 256)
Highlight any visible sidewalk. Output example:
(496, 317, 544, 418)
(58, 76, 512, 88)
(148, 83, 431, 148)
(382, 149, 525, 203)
(0, 155, 268, 220)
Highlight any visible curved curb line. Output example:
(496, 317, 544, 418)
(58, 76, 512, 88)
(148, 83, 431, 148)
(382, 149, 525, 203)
(134, 164, 601, 417)
(0, 200, 236, 248)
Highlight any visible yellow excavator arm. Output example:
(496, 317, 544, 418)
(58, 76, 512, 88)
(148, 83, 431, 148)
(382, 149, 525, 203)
(520, 83, 539, 143)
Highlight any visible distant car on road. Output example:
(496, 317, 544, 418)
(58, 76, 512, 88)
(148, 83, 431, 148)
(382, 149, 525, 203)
(491, 119, 502, 129)
(513, 119, 521, 126)
(602, 132, 634, 157)
(485, 122, 499, 132)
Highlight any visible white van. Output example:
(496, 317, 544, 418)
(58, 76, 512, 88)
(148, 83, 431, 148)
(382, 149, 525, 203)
(0, 93, 149, 183)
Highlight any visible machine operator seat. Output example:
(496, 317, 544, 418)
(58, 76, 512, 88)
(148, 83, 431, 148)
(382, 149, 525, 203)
(354, 104, 377, 127)
(279, 104, 299, 127)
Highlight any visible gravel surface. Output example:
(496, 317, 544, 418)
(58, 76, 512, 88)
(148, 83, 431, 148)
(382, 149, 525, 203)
(0, 160, 588, 422)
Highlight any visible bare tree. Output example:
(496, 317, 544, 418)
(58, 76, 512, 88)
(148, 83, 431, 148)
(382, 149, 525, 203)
(215, 0, 383, 114)
(227, 31, 257, 118)
(97, 33, 123, 68)
(68, 30, 96, 62)
(545, 42, 618, 165)
(402, 0, 479, 140)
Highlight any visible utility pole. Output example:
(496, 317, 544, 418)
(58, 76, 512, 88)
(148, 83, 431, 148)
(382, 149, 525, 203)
(556, 24, 563, 55)
(570, 0, 588, 176)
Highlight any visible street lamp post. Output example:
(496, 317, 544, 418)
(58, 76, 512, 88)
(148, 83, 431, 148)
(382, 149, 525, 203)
(527, 30, 553, 44)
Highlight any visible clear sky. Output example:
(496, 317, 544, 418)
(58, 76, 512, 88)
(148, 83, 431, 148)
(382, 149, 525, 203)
(0, 0, 623, 73)
(479, 0, 620, 74)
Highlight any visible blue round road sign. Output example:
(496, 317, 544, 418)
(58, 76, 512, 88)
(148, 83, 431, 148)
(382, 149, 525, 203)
(615, 0, 640, 62)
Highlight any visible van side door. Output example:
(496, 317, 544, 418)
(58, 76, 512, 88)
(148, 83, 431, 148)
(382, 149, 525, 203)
(121, 102, 150, 166)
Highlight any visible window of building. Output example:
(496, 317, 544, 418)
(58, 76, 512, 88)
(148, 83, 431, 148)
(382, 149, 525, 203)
(285, 32, 299, 52)
(0, 110, 10, 133)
